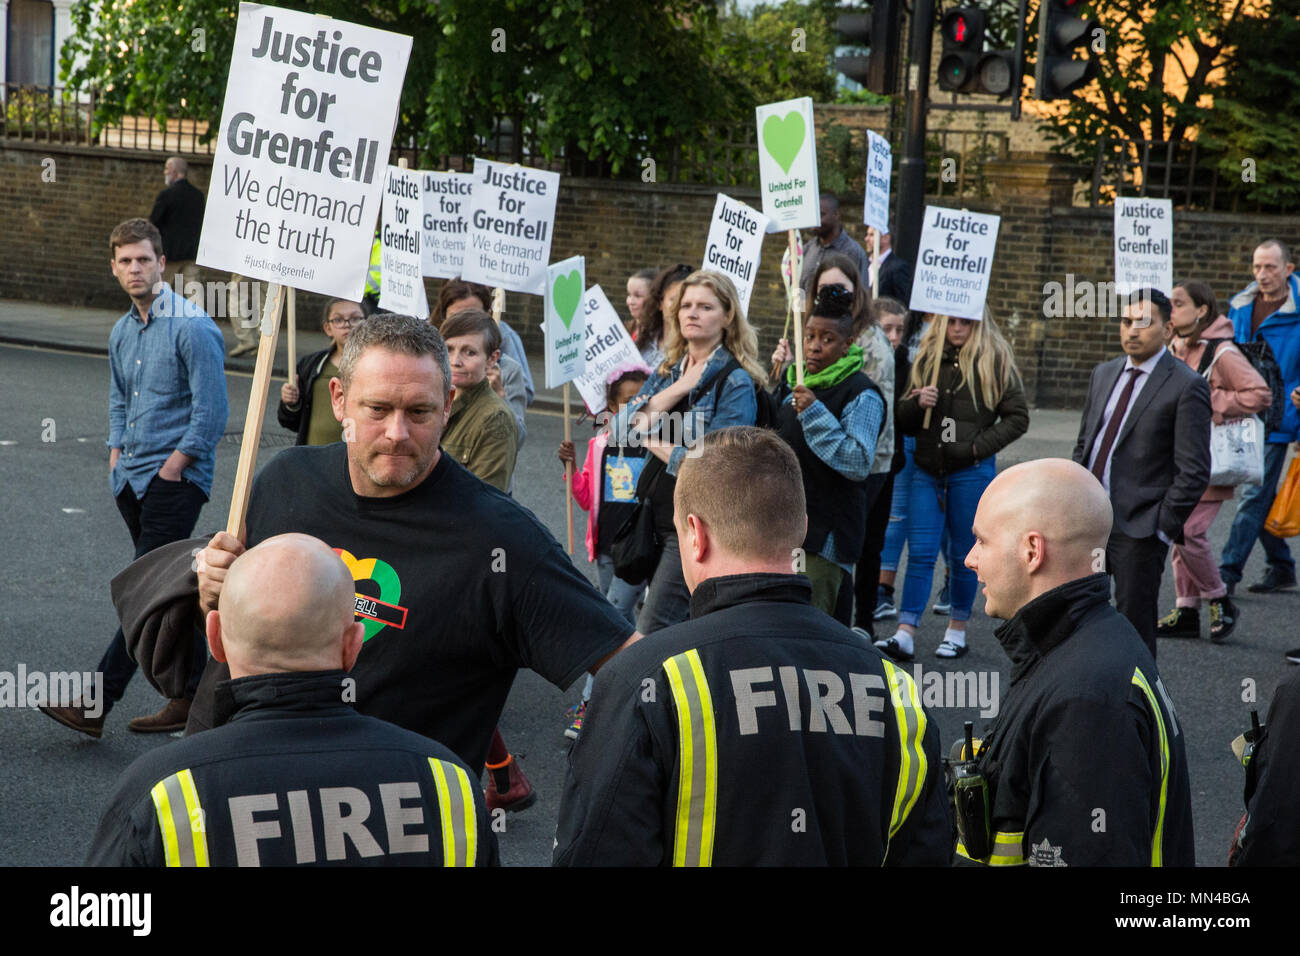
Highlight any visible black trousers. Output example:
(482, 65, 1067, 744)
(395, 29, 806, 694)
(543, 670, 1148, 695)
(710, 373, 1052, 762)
(1106, 530, 1169, 661)
(96, 474, 208, 712)
(852, 472, 896, 635)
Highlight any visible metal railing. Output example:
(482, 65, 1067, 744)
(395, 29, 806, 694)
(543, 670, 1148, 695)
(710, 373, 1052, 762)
(1090, 136, 1262, 212)
(1, 84, 216, 154)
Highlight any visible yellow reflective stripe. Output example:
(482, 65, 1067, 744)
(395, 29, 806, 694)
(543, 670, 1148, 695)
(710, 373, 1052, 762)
(956, 831, 1026, 866)
(428, 758, 476, 867)
(989, 830, 1026, 866)
(149, 770, 208, 867)
(664, 649, 717, 867)
(150, 779, 181, 868)
(881, 659, 928, 845)
(175, 770, 209, 868)
(1132, 668, 1170, 867)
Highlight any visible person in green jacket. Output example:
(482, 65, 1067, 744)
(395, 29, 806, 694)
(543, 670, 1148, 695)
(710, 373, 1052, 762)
(439, 308, 518, 493)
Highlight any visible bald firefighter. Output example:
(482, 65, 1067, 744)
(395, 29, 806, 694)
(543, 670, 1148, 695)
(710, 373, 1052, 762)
(87, 534, 495, 867)
(554, 427, 951, 866)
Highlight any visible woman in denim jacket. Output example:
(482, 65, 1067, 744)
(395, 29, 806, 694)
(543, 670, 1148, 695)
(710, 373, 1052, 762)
(611, 271, 766, 633)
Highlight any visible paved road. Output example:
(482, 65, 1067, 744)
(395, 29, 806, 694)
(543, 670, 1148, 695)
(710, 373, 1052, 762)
(1, 343, 1296, 867)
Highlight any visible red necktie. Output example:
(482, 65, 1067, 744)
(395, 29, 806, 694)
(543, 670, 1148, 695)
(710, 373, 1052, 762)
(1091, 368, 1141, 484)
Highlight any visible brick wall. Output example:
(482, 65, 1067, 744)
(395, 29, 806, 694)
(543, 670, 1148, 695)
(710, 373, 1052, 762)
(2, 142, 1296, 406)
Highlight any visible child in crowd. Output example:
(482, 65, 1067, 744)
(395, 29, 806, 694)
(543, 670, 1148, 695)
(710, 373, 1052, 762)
(854, 297, 912, 634)
(277, 298, 364, 446)
(557, 365, 651, 738)
(624, 268, 657, 340)
(772, 285, 884, 615)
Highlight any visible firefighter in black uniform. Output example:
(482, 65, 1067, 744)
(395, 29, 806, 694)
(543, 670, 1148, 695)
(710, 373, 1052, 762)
(88, 534, 496, 867)
(959, 458, 1194, 866)
(553, 427, 951, 866)
(1231, 665, 1300, 866)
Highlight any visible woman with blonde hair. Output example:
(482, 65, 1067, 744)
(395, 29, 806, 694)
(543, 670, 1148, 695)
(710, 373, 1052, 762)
(613, 270, 761, 633)
(875, 308, 1029, 661)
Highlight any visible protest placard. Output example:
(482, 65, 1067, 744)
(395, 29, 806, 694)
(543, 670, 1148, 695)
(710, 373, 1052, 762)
(755, 97, 820, 233)
(462, 159, 561, 294)
(702, 194, 769, 314)
(863, 131, 892, 233)
(197, 3, 411, 300)
(1114, 197, 1173, 296)
(379, 165, 428, 317)
(908, 206, 1001, 320)
(421, 170, 473, 279)
(572, 285, 644, 415)
(543, 256, 587, 389)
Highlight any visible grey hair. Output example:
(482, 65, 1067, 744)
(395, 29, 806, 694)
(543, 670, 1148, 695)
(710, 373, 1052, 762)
(338, 313, 451, 398)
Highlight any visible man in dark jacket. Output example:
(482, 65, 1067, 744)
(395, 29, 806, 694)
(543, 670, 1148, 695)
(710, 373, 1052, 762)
(149, 157, 205, 299)
(962, 458, 1195, 867)
(865, 226, 913, 303)
(554, 427, 951, 866)
(1072, 289, 1211, 658)
(88, 533, 496, 866)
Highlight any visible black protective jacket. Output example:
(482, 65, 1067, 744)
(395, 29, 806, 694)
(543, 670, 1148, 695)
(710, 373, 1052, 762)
(277, 347, 333, 446)
(962, 575, 1195, 867)
(1233, 666, 1300, 866)
(87, 671, 498, 867)
(554, 574, 952, 866)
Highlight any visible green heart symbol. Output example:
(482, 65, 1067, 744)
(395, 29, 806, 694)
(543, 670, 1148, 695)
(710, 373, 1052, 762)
(762, 111, 805, 175)
(552, 270, 582, 330)
(335, 549, 403, 642)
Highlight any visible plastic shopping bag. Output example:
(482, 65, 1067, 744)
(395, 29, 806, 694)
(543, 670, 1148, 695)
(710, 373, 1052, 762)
(1264, 452, 1300, 538)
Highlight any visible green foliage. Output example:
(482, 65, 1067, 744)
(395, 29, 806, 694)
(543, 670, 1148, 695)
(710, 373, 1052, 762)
(1037, 1, 1240, 165)
(2, 86, 90, 138)
(1198, 0, 1300, 210)
(715, 0, 837, 108)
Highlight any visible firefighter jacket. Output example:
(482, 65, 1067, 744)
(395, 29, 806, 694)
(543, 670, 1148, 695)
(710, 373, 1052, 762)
(553, 573, 952, 866)
(1233, 665, 1300, 866)
(87, 670, 498, 867)
(961, 574, 1195, 867)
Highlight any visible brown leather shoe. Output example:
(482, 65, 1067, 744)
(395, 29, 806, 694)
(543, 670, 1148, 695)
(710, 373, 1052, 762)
(127, 698, 191, 733)
(38, 701, 105, 739)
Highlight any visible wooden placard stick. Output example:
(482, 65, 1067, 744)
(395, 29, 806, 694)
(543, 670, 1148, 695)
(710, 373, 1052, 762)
(491, 287, 505, 325)
(226, 282, 286, 539)
(286, 286, 296, 380)
(922, 314, 947, 431)
(770, 245, 794, 385)
(563, 382, 575, 555)
(871, 229, 881, 299)
(788, 229, 805, 388)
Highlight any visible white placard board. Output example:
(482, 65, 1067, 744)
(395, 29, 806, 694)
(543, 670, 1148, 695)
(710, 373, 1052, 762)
(572, 285, 645, 415)
(908, 206, 1001, 320)
(1114, 197, 1173, 296)
(421, 170, 473, 279)
(755, 96, 820, 233)
(701, 194, 769, 314)
(543, 255, 587, 388)
(197, 3, 412, 299)
(378, 165, 428, 317)
(863, 130, 892, 233)
(462, 159, 561, 294)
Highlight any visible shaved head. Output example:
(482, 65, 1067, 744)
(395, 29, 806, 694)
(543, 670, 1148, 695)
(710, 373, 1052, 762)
(208, 534, 363, 677)
(966, 459, 1113, 620)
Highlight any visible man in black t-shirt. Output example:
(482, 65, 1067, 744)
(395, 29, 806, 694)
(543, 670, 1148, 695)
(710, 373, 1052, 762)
(191, 315, 639, 774)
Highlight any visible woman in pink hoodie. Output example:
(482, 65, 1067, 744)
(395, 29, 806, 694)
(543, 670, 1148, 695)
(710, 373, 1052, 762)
(1160, 280, 1272, 642)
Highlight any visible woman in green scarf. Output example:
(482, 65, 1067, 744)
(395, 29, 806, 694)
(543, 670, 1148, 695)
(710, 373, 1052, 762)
(771, 285, 886, 616)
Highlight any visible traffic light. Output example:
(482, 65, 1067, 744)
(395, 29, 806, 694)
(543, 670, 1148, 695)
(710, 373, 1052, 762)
(938, 7, 986, 93)
(975, 49, 1017, 98)
(1034, 0, 1100, 99)
(833, 0, 902, 96)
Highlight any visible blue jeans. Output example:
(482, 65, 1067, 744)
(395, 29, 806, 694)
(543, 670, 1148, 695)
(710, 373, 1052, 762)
(898, 458, 996, 628)
(636, 534, 692, 635)
(881, 437, 915, 572)
(597, 552, 644, 628)
(1219, 441, 1294, 582)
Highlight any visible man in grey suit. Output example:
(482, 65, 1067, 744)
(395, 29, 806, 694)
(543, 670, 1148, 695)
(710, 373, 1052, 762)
(1072, 288, 1212, 658)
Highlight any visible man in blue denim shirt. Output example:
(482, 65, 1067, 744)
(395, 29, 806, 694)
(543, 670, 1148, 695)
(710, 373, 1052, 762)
(40, 218, 228, 738)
